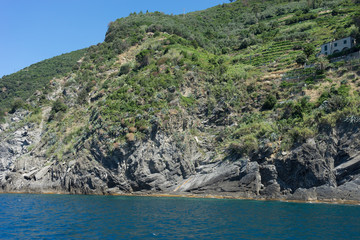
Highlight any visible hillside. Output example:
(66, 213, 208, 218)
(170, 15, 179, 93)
(0, 49, 86, 116)
(1, 0, 360, 202)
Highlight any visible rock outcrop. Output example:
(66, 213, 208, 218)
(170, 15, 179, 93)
(1, 110, 360, 203)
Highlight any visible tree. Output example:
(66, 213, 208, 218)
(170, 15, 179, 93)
(119, 63, 131, 75)
(9, 98, 25, 114)
(48, 99, 67, 121)
(262, 94, 277, 110)
(353, 13, 360, 42)
(332, 7, 341, 16)
(317, 55, 329, 71)
(136, 49, 151, 68)
(296, 54, 307, 65)
(303, 44, 315, 58)
(51, 99, 67, 113)
(353, 13, 360, 29)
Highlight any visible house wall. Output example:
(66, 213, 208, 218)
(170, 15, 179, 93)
(320, 37, 355, 55)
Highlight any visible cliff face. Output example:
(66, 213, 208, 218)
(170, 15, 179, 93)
(1, 0, 360, 202)
(1, 110, 360, 202)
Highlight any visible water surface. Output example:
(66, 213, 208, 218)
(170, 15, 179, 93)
(0, 194, 359, 239)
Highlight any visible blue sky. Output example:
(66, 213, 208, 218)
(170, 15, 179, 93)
(0, 0, 226, 77)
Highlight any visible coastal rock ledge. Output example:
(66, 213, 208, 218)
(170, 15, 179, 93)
(1, 111, 360, 203)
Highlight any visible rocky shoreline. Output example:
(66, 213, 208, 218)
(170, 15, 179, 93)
(1, 111, 360, 204)
(1, 190, 360, 205)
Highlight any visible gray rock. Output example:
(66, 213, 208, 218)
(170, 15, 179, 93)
(288, 188, 318, 201)
(35, 165, 51, 180)
(23, 169, 38, 180)
(1, 109, 360, 203)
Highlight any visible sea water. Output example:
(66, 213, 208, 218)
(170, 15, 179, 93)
(0, 194, 359, 239)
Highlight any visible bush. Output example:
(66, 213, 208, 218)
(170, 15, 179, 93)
(281, 101, 301, 119)
(119, 63, 132, 75)
(326, 95, 349, 112)
(288, 126, 314, 144)
(239, 37, 256, 49)
(77, 89, 88, 105)
(52, 99, 67, 113)
(136, 49, 151, 68)
(296, 54, 307, 65)
(303, 44, 315, 58)
(191, 54, 199, 62)
(293, 43, 303, 50)
(332, 7, 341, 16)
(262, 94, 277, 110)
(291, 104, 304, 119)
(242, 135, 259, 155)
(337, 84, 350, 97)
(9, 98, 25, 114)
(228, 134, 258, 156)
(49, 99, 67, 121)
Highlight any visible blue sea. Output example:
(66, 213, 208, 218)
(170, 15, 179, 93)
(0, 194, 359, 239)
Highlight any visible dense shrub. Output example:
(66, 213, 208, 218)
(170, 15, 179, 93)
(9, 98, 26, 114)
(51, 99, 67, 113)
(262, 94, 277, 110)
(303, 44, 315, 58)
(0, 49, 86, 110)
(239, 37, 256, 49)
(228, 135, 258, 156)
(288, 126, 314, 144)
(136, 49, 152, 68)
(296, 54, 307, 65)
(77, 90, 88, 105)
(119, 63, 132, 75)
(49, 99, 67, 121)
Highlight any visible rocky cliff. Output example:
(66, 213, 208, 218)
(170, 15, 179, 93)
(1, 0, 360, 203)
(1, 108, 360, 203)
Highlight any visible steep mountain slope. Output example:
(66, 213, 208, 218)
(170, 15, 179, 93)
(1, 0, 360, 202)
(0, 49, 86, 112)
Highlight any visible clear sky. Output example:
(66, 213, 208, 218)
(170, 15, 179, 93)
(0, 0, 226, 78)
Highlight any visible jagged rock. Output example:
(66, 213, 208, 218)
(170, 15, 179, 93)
(23, 169, 38, 180)
(1, 109, 360, 203)
(275, 140, 336, 191)
(260, 183, 281, 198)
(35, 165, 51, 180)
(288, 188, 318, 201)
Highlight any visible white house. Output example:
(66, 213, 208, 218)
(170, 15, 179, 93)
(320, 36, 356, 56)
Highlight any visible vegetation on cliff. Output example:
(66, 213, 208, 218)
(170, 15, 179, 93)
(1, 0, 360, 163)
(0, 49, 86, 117)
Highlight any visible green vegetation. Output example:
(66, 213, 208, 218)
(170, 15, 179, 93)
(0, 49, 86, 110)
(262, 94, 277, 110)
(3, 0, 360, 160)
(48, 99, 68, 121)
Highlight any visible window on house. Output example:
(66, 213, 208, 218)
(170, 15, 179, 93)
(325, 52, 328, 55)
(324, 46, 327, 51)
(344, 40, 347, 44)
(334, 43, 337, 47)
